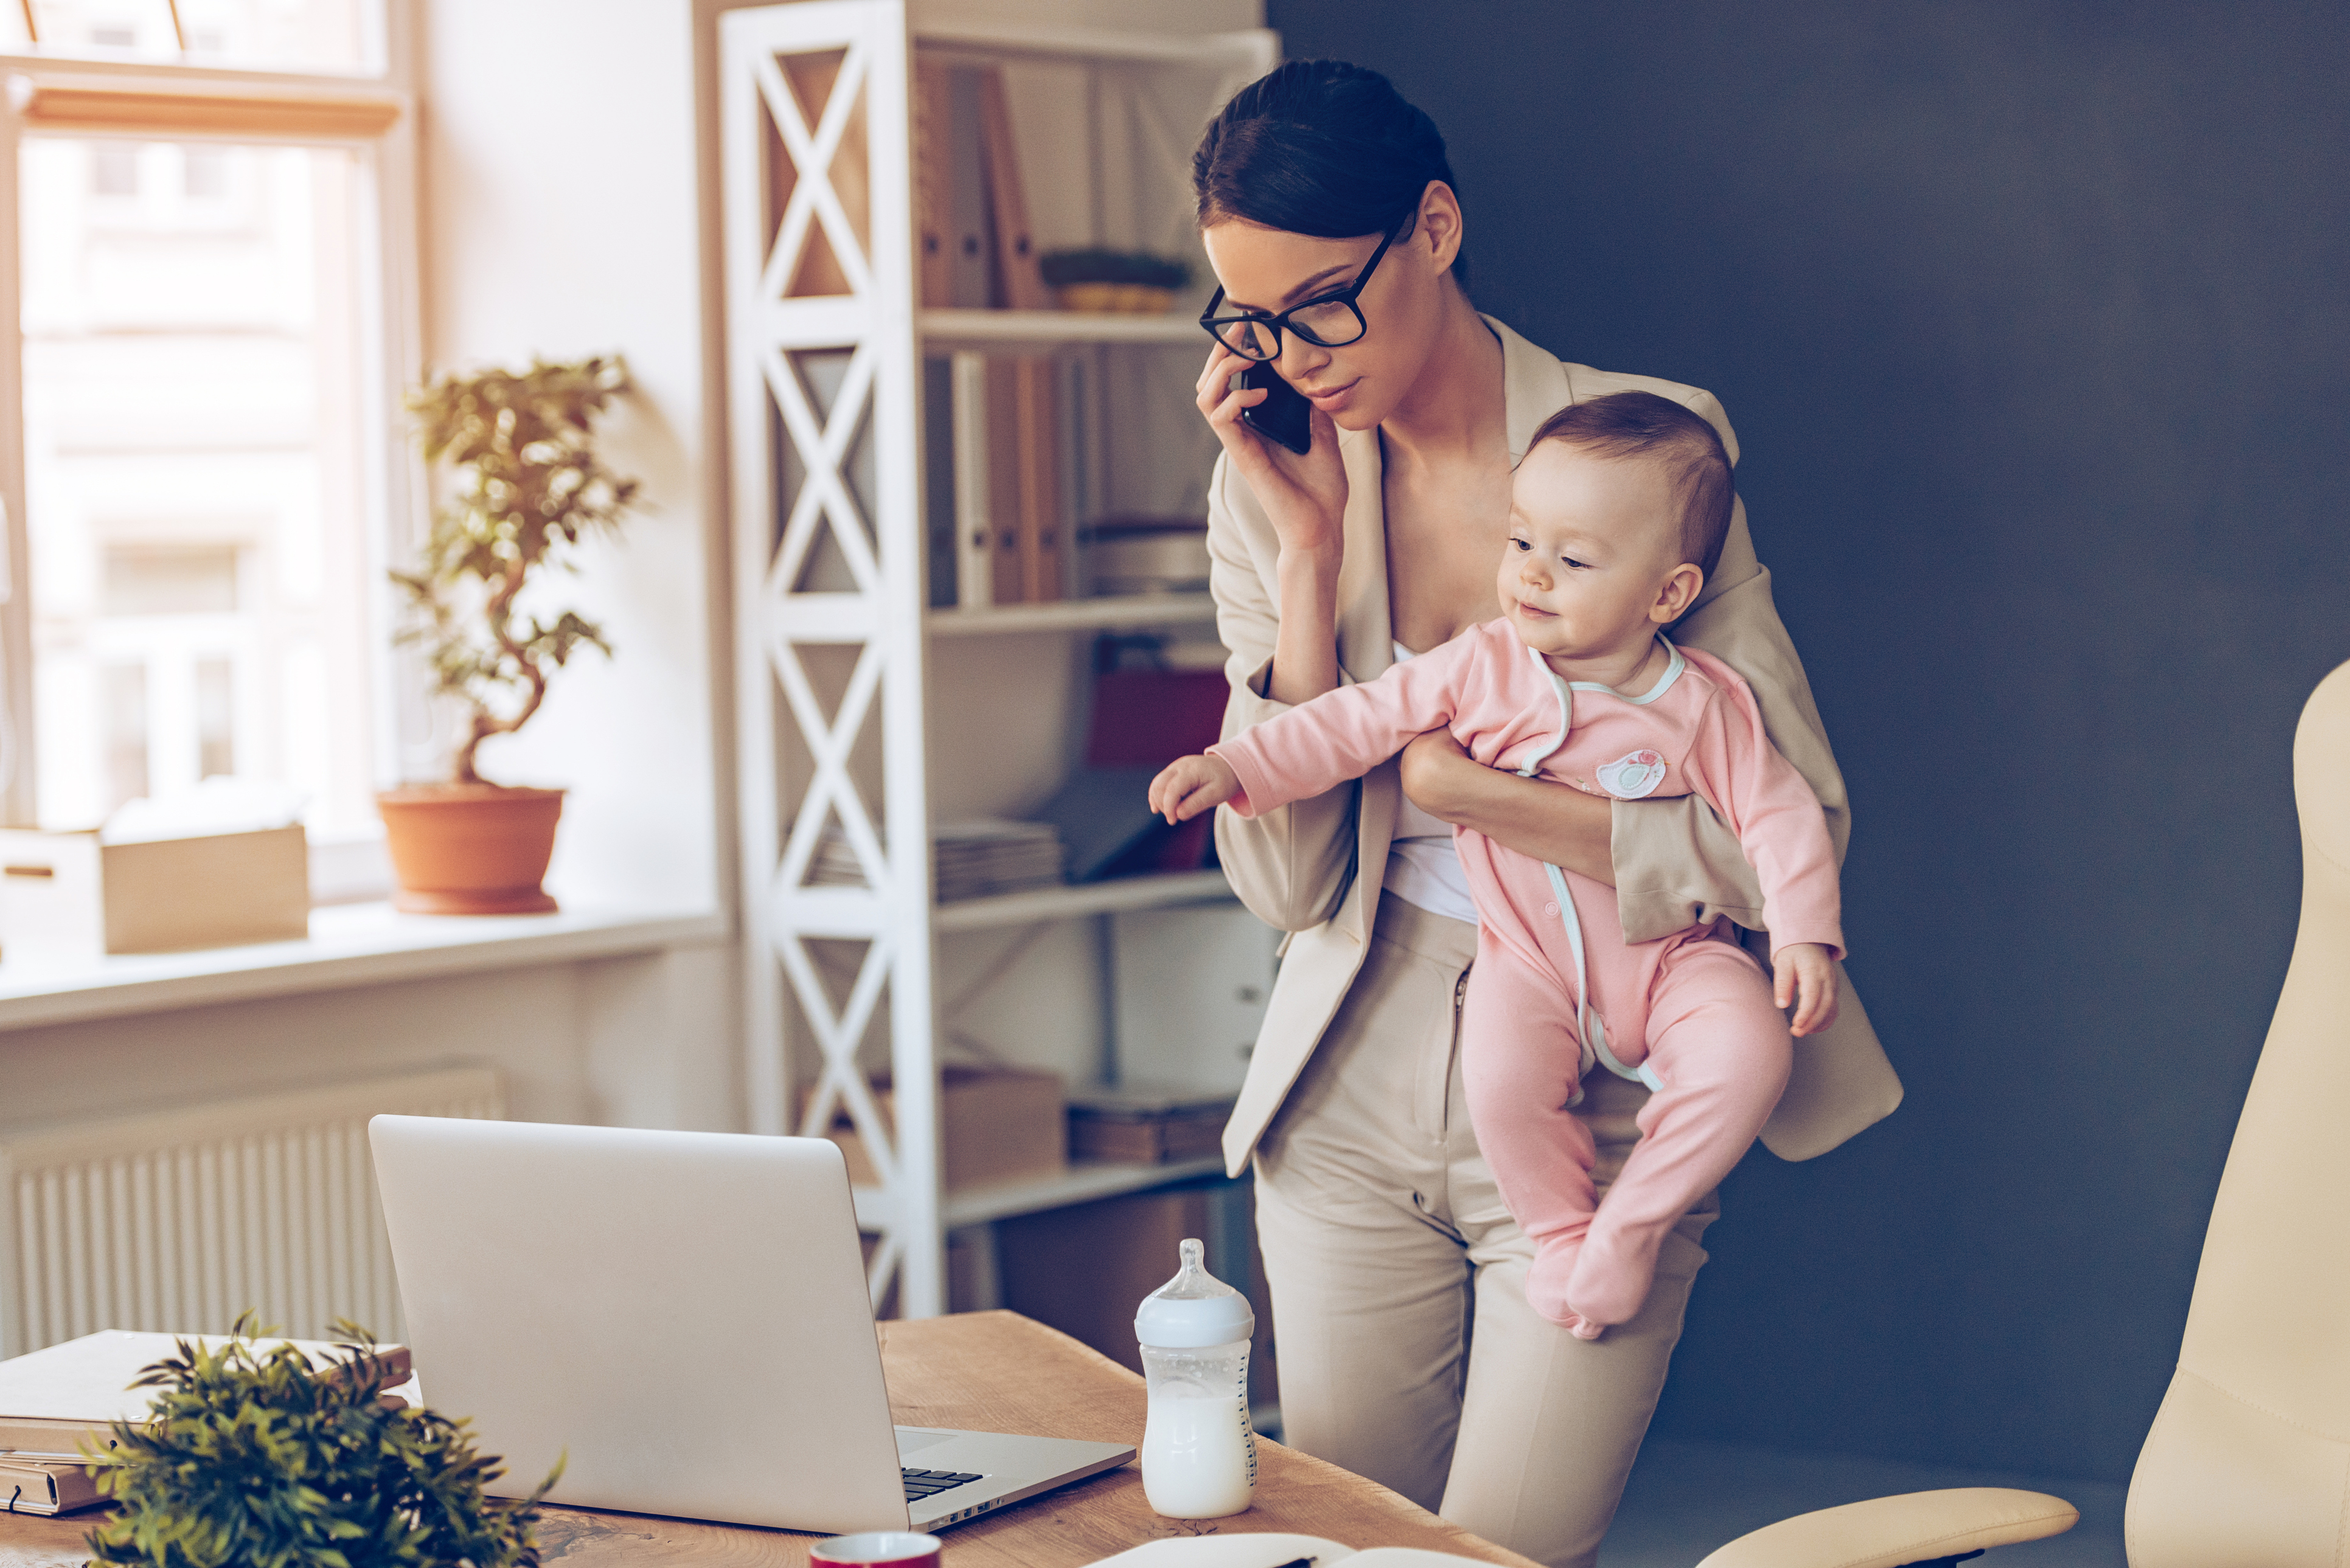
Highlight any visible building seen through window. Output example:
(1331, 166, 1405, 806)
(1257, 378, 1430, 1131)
(18, 133, 379, 835)
(4, 0, 367, 73)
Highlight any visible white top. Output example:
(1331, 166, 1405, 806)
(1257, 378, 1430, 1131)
(1379, 642, 1481, 926)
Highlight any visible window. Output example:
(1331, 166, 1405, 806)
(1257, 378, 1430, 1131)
(6, 1, 375, 74)
(1, 7, 411, 873)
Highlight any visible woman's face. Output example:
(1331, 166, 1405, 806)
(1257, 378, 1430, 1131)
(1198, 182, 1463, 432)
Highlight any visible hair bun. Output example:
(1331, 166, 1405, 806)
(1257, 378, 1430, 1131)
(1194, 59, 1466, 280)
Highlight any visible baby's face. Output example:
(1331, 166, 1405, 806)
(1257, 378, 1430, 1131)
(1496, 442, 1687, 660)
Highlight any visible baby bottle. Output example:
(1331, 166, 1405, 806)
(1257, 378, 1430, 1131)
(1134, 1237, 1258, 1519)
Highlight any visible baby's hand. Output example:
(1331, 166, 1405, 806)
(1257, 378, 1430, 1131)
(1772, 943, 1840, 1037)
(1149, 754, 1242, 824)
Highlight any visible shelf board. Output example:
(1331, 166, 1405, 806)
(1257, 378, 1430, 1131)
(852, 1154, 1229, 1232)
(927, 594, 1216, 637)
(933, 870, 1232, 932)
(914, 19, 1276, 68)
(919, 308, 1202, 349)
(772, 871, 1236, 938)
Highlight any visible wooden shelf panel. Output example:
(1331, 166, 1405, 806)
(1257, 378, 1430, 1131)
(934, 870, 1233, 932)
(771, 870, 1235, 938)
(851, 1154, 1229, 1232)
(913, 19, 1277, 68)
(919, 308, 1203, 349)
(926, 594, 1217, 637)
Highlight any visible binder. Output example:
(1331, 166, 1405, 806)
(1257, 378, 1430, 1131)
(912, 60, 955, 308)
(944, 68, 995, 308)
(974, 67, 1046, 310)
(950, 352, 996, 608)
(0, 1457, 105, 1515)
(1013, 356, 1063, 603)
(923, 356, 958, 606)
(985, 357, 1026, 603)
(948, 352, 1068, 608)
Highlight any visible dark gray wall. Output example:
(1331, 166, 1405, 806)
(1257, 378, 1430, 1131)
(1263, 0, 2350, 1483)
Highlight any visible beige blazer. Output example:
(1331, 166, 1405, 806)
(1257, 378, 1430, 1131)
(1209, 317, 1903, 1176)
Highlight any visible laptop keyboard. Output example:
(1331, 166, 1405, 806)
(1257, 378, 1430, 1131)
(902, 1468, 984, 1503)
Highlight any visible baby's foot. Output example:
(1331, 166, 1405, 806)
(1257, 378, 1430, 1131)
(1526, 1233, 1605, 1340)
(1565, 1223, 1665, 1329)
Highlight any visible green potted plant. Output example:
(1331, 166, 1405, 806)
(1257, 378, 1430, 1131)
(86, 1322, 554, 1567)
(1039, 248, 1192, 314)
(380, 355, 639, 915)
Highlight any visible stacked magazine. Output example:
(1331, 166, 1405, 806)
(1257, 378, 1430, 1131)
(810, 820, 1064, 903)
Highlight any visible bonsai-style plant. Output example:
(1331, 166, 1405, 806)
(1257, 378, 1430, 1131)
(397, 355, 638, 788)
(378, 355, 639, 915)
(86, 1319, 555, 1568)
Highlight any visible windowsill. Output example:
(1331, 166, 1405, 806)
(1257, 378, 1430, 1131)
(0, 900, 732, 1033)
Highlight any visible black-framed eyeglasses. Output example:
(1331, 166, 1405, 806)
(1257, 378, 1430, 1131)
(1198, 221, 1401, 362)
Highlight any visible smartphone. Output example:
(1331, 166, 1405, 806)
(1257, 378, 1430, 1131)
(1234, 363, 1313, 456)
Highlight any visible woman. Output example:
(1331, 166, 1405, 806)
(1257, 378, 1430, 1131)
(1191, 61, 1903, 1568)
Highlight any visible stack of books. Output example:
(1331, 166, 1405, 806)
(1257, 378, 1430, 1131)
(0, 1330, 411, 1516)
(810, 820, 1065, 903)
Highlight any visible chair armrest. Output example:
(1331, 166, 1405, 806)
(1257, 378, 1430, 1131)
(1694, 1486, 2079, 1568)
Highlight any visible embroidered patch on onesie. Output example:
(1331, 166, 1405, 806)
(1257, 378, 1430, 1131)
(1594, 749, 1669, 799)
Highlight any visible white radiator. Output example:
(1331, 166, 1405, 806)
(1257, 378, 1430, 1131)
(0, 1067, 503, 1357)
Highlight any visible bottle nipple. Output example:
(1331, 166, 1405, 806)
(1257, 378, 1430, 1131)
(1135, 1238, 1254, 1348)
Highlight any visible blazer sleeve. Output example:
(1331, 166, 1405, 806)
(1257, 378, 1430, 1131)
(1610, 401, 1854, 946)
(1676, 674, 1847, 960)
(1205, 453, 1362, 933)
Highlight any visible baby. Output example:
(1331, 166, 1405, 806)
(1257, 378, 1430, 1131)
(1151, 390, 1842, 1337)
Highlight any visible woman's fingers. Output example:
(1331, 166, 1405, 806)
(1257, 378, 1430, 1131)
(1193, 350, 1350, 555)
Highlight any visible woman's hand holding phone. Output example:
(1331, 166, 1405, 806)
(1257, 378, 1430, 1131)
(1195, 342, 1347, 560)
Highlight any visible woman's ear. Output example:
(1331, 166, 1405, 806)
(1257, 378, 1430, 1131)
(1417, 180, 1465, 274)
(1652, 563, 1705, 624)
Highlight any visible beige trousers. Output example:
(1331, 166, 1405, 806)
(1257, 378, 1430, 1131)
(1254, 893, 1719, 1568)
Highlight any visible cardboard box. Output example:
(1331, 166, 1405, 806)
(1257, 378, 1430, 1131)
(805, 1065, 1066, 1192)
(0, 825, 310, 957)
(1067, 1084, 1236, 1164)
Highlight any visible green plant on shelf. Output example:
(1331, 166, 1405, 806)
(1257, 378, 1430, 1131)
(1038, 249, 1193, 291)
(84, 1316, 558, 1568)
(397, 355, 641, 786)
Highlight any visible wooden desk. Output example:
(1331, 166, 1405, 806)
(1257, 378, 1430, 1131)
(0, 1312, 1540, 1566)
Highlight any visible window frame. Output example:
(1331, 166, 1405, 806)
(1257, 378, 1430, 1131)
(0, 6, 420, 830)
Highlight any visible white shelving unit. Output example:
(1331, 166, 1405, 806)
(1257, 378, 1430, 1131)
(720, 1, 1276, 1317)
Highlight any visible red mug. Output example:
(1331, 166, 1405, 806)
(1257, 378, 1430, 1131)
(810, 1532, 943, 1567)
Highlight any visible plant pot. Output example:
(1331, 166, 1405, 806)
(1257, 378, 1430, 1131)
(377, 784, 564, 915)
(1052, 282, 1176, 314)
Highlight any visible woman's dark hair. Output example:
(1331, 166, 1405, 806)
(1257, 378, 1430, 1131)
(1192, 60, 1465, 283)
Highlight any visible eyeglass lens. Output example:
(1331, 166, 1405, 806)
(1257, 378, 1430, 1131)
(1214, 299, 1366, 360)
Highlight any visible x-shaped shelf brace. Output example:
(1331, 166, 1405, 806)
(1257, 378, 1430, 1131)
(753, 41, 875, 303)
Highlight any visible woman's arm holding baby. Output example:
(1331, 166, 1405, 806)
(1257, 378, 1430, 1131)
(1397, 730, 1619, 884)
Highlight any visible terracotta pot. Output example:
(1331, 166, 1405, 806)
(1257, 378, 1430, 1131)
(377, 784, 564, 915)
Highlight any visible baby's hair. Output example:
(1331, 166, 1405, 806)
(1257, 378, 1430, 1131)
(1526, 392, 1734, 584)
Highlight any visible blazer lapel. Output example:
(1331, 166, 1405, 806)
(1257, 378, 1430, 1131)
(1493, 314, 1574, 461)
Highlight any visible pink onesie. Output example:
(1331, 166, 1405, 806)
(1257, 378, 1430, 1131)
(1211, 620, 1844, 1331)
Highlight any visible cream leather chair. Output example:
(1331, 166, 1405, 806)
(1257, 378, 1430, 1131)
(1700, 658, 2350, 1568)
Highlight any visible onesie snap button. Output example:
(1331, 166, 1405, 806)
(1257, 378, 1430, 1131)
(1543, 901, 1559, 915)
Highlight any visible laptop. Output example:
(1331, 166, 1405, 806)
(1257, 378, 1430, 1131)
(368, 1115, 1133, 1535)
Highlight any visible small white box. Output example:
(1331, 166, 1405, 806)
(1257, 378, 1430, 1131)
(0, 826, 310, 959)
